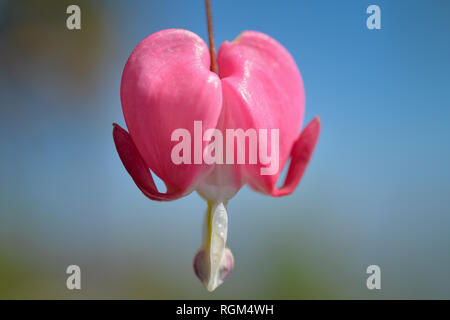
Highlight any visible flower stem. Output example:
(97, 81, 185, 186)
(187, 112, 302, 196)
(204, 0, 219, 75)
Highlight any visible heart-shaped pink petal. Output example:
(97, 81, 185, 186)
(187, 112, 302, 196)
(116, 29, 320, 201)
(216, 31, 318, 196)
(120, 29, 222, 196)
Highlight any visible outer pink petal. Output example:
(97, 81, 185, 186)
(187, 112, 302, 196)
(121, 29, 222, 194)
(113, 123, 184, 201)
(269, 117, 320, 196)
(217, 31, 310, 195)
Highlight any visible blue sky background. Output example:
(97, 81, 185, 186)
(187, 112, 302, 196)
(0, 0, 449, 298)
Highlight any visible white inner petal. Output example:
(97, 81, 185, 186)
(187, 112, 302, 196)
(207, 202, 228, 291)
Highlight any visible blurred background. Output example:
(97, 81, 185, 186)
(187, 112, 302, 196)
(0, 0, 449, 299)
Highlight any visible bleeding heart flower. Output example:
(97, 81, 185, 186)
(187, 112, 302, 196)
(113, 18, 320, 291)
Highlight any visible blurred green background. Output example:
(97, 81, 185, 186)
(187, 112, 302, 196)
(1, 0, 450, 299)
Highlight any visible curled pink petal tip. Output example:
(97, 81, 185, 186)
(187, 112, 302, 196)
(113, 123, 186, 201)
(268, 116, 321, 197)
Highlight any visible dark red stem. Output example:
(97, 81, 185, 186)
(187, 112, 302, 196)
(205, 0, 219, 74)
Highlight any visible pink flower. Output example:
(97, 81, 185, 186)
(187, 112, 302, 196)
(113, 29, 320, 291)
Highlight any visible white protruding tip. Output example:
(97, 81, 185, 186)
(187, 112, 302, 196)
(193, 202, 234, 292)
